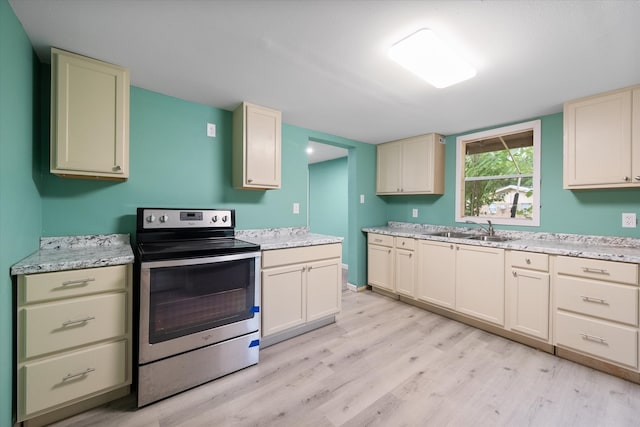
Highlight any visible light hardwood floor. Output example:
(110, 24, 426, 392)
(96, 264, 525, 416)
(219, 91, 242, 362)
(51, 289, 640, 427)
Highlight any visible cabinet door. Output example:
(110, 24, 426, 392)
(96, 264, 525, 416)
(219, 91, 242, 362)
(245, 103, 281, 188)
(307, 259, 341, 322)
(51, 48, 129, 179)
(456, 245, 505, 326)
(367, 244, 394, 291)
(564, 89, 632, 188)
(376, 142, 401, 194)
(395, 248, 415, 297)
(261, 264, 305, 336)
(508, 268, 549, 340)
(401, 136, 433, 193)
(416, 241, 456, 309)
(632, 88, 640, 180)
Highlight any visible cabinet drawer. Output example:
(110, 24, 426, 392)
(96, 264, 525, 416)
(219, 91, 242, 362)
(509, 251, 548, 272)
(555, 312, 638, 368)
(21, 293, 127, 359)
(556, 277, 638, 326)
(20, 340, 127, 417)
(262, 243, 341, 268)
(395, 237, 415, 251)
(556, 256, 637, 285)
(19, 265, 128, 303)
(367, 233, 393, 248)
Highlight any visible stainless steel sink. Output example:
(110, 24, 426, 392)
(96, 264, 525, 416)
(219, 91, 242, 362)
(429, 231, 474, 238)
(468, 235, 513, 242)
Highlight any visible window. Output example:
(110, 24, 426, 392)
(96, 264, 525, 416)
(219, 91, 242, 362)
(455, 120, 541, 226)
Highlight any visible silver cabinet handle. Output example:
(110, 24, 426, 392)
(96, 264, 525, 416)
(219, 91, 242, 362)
(113, 165, 122, 171)
(580, 333, 607, 344)
(525, 258, 531, 264)
(624, 176, 630, 181)
(635, 176, 640, 181)
(61, 278, 95, 287)
(581, 296, 607, 305)
(582, 267, 608, 275)
(512, 271, 518, 277)
(449, 244, 454, 250)
(248, 178, 254, 183)
(62, 316, 96, 327)
(62, 367, 95, 382)
(388, 249, 392, 254)
(401, 241, 405, 246)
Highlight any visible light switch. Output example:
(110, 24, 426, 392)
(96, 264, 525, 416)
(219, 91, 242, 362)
(293, 203, 300, 214)
(207, 123, 216, 138)
(360, 194, 365, 204)
(412, 208, 418, 218)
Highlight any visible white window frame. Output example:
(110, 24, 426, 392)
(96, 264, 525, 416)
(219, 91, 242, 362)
(455, 119, 541, 227)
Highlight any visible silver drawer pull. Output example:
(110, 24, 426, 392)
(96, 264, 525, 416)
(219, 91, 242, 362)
(512, 271, 518, 277)
(580, 333, 607, 344)
(581, 267, 608, 275)
(525, 258, 531, 264)
(61, 277, 96, 287)
(62, 368, 95, 382)
(581, 296, 607, 305)
(62, 316, 95, 327)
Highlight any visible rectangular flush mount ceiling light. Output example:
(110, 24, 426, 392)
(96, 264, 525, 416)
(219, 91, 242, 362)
(389, 28, 476, 88)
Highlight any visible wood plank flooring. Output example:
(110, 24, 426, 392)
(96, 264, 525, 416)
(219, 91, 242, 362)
(51, 289, 640, 427)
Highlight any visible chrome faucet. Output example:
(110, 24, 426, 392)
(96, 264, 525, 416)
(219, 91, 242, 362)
(466, 220, 495, 236)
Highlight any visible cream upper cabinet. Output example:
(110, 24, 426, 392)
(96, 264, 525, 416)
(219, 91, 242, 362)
(376, 133, 445, 195)
(416, 240, 456, 309)
(563, 85, 640, 189)
(506, 251, 550, 341)
(233, 102, 282, 190)
(50, 48, 129, 180)
(455, 245, 505, 326)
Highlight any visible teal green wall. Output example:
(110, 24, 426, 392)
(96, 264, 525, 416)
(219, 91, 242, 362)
(384, 113, 640, 238)
(0, 1, 42, 425)
(39, 83, 384, 285)
(309, 156, 349, 261)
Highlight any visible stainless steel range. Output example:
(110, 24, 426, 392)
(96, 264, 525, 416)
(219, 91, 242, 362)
(134, 208, 261, 407)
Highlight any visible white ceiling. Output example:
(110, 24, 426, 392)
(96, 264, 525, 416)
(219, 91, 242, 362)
(8, 0, 640, 144)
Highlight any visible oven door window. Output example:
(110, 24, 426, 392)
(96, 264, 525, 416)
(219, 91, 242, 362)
(148, 258, 256, 344)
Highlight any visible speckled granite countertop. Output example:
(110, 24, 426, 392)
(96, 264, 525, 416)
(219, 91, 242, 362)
(11, 234, 134, 275)
(236, 227, 343, 250)
(363, 222, 640, 264)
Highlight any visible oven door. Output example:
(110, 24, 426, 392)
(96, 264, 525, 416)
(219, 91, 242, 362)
(139, 251, 261, 364)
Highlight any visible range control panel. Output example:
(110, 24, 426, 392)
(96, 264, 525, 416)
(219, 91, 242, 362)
(141, 208, 234, 229)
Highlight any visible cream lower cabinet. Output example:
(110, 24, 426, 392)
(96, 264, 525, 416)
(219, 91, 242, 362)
(16, 264, 132, 424)
(395, 237, 416, 298)
(506, 251, 550, 341)
(417, 241, 504, 326)
(50, 48, 130, 180)
(563, 85, 640, 189)
(455, 245, 505, 326)
(261, 244, 341, 339)
(554, 256, 639, 369)
(367, 234, 395, 292)
(367, 234, 416, 297)
(416, 240, 456, 309)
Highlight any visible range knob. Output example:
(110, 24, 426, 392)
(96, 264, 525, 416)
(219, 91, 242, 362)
(212, 215, 218, 223)
(146, 215, 156, 223)
(222, 215, 228, 223)
(159, 215, 169, 223)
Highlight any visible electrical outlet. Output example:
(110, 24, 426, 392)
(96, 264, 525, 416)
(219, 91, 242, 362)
(622, 213, 636, 228)
(360, 194, 365, 204)
(293, 203, 300, 214)
(412, 208, 418, 218)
